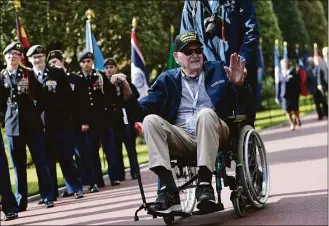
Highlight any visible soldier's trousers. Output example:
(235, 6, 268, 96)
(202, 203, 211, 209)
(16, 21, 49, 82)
(6, 131, 55, 209)
(88, 128, 120, 185)
(0, 132, 18, 214)
(45, 130, 82, 197)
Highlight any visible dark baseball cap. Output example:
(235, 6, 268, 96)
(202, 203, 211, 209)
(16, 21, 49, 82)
(174, 31, 202, 52)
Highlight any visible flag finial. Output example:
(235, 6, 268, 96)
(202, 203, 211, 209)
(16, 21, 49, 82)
(13, 0, 21, 10)
(314, 43, 318, 48)
(132, 17, 137, 30)
(170, 24, 174, 36)
(283, 41, 287, 47)
(295, 43, 299, 49)
(85, 9, 95, 20)
(259, 37, 262, 44)
(275, 39, 279, 46)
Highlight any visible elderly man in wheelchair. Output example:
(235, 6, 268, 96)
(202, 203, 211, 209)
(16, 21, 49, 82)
(110, 31, 269, 223)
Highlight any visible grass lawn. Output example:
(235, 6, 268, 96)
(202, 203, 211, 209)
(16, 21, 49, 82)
(5, 95, 316, 197)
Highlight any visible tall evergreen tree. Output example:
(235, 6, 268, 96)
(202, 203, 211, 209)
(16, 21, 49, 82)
(298, 0, 328, 49)
(273, 0, 310, 58)
(254, 0, 282, 74)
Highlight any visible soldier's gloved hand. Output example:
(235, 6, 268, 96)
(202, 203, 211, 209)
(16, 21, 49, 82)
(81, 124, 89, 132)
(110, 73, 133, 101)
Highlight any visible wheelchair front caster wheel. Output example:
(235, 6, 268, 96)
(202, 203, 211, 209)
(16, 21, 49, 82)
(233, 194, 246, 217)
(163, 215, 175, 225)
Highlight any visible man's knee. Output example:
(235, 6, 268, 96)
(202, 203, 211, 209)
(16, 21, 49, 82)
(142, 114, 163, 134)
(197, 108, 216, 120)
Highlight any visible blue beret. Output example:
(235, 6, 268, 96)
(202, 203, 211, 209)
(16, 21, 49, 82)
(26, 45, 46, 57)
(3, 42, 23, 55)
(78, 51, 93, 62)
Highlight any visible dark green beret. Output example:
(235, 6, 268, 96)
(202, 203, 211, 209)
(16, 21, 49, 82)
(78, 51, 93, 62)
(47, 50, 64, 63)
(3, 42, 23, 55)
(103, 58, 117, 67)
(26, 45, 46, 57)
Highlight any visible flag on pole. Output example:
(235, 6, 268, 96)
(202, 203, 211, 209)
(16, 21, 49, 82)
(15, 13, 30, 49)
(85, 10, 104, 71)
(168, 25, 179, 69)
(256, 38, 265, 109)
(274, 40, 281, 102)
(295, 44, 309, 96)
(283, 41, 288, 60)
(131, 17, 149, 100)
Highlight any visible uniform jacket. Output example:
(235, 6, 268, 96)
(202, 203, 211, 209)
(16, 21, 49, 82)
(77, 69, 115, 129)
(0, 66, 44, 136)
(126, 61, 254, 125)
(180, 0, 259, 66)
(31, 66, 74, 131)
(276, 67, 300, 101)
(306, 66, 319, 95)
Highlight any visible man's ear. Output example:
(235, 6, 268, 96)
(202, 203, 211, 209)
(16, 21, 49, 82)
(173, 52, 180, 64)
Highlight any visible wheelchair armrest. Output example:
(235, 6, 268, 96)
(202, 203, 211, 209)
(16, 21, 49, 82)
(227, 115, 247, 123)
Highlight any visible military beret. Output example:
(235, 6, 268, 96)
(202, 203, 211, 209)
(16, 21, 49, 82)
(3, 42, 23, 55)
(26, 45, 46, 57)
(47, 50, 64, 63)
(103, 58, 117, 67)
(78, 51, 93, 62)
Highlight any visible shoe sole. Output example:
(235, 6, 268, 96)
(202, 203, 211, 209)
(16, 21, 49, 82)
(148, 204, 182, 214)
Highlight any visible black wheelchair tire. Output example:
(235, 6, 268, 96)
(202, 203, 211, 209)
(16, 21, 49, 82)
(237, 125, 270, 209)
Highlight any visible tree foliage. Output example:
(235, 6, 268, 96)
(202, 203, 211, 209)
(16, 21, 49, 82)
(272, 0, 310, 58)
(320, 0, 328, 16)
(297, 0, 328, 50)
(0, 0, 184, 76)
(254, 0, 282, 74)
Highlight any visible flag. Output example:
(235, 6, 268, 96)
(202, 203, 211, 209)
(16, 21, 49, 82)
(15, 12, 30, 49)
(131, 23, 149, 100)
(274, 40, 281, 102)
(295, 44, 309, 96)
(85, 19, 104, 70)
(283, 41, 288, 60)
(168, 25, 179, 69)
(256, 39, 265, 109)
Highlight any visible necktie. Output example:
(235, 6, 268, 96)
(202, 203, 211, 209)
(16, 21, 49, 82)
(38, 73, 43, 84)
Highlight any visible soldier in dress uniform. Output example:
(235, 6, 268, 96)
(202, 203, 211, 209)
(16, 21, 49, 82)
(0, 130, 19, 221)
(103, 58, 140, 181)
(0, 42, 55, 210)
(46, 50, 99, 196)
(77, 51, 121, 186)
(26, 45, 84, 201)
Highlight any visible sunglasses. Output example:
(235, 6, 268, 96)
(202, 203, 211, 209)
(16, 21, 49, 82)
(180, 47, 203, 56)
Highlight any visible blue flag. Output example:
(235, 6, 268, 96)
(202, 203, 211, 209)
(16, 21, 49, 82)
(85, 19, 104, 70)
(131, 28, 149, 100)
(256, 41, 265, 109)
(274, 42, 281, 102)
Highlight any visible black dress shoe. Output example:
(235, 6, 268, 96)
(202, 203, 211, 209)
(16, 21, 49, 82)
(196, 182, 217, 212)
(111, 180, 120, 186)
(38, 199, 45, 205)
(88, 184, 99, 193)
(45, 201, 54, 208)
(131, 173, 138, 180)
(61, 191, 74, 198)
(74, 191, 84, 199)
(3, 212, 18, 221)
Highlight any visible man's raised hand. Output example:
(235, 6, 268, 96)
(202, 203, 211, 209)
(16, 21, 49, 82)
(224, 53, 247, 87)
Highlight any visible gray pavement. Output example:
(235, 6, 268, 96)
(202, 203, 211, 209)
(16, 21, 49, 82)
(2, 112, 328, 225)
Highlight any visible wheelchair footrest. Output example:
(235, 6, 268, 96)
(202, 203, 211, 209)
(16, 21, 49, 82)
(148, 210, 190, 218)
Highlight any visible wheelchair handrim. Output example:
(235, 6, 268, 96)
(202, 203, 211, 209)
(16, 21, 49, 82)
(243, 129, 270, 205)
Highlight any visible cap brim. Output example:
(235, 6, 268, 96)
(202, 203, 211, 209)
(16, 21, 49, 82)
(177, 40, 203, 52)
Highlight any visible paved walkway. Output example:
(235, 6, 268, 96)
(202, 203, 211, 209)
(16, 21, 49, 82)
(2, 113, 328, 225)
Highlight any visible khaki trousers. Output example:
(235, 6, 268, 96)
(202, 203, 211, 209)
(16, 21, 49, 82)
(143, 108, 229, 172)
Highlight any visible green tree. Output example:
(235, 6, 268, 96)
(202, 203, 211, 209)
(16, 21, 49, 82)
(272, 0, 310, 58)
(297, 0, 328, 50)
(320, 0, 328, 16)
(0, 0, 184, 80)
(254, 0, 282, 75)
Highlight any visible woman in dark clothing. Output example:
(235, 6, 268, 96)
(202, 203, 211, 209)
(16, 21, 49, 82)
(276, 59, 301, 131)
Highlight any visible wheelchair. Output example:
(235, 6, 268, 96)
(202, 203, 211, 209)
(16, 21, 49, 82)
(133, 114, 270, 225)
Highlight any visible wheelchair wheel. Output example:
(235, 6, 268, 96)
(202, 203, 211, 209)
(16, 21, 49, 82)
(237, 125, 270, 209)
(163, 215, 175, 225)
(232, 191, 246, 217)
(171, 163, 197, 214)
